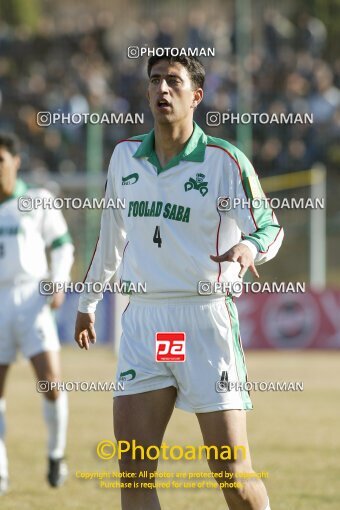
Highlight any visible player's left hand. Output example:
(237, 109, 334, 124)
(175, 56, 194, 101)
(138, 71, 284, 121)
(210, 243, 259, 278)
(49, 291, 65, 309)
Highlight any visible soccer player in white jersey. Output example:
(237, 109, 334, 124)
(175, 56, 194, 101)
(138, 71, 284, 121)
(75, 55, 283, 510)
(0, 133, 73, 493)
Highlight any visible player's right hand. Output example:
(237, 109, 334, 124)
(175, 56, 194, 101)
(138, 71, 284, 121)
(74, 311, 96, 350)
(210, 242, 260, 279)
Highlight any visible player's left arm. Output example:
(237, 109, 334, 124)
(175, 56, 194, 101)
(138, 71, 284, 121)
(41, 191, 74, 308)
(211, 151, 284, 277)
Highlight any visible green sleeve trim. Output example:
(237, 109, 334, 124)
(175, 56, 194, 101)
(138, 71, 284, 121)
(50, 232, 72, 250)
(242, 225, 282, 253)
(242, 236, 262, 252)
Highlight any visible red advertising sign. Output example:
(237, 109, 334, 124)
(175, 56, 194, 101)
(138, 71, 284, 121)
(237, 289, 340, 349)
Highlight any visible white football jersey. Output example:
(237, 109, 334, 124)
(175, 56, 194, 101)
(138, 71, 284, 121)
(78, 122, 284, 313)
(0, 179, 73, 286)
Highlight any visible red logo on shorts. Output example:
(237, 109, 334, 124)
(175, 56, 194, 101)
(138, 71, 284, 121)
(155, 332, 186, 362)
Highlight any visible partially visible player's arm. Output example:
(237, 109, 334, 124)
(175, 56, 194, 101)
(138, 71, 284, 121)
(50, 241, 74, 308)
(50, 235, 74, 282)
(75, 152, 126, 349)
(42, 195, 74, 308)
(211, 150, 284, 276)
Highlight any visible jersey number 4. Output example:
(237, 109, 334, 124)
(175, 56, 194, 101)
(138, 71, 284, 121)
(153, 226, 162, 248)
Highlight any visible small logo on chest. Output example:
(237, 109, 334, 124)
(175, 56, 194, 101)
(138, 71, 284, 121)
(122, 173, 139, 185)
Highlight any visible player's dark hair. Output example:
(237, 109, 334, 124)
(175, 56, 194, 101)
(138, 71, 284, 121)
(0, 132, 20, 156)
(147, 54, 205, 89)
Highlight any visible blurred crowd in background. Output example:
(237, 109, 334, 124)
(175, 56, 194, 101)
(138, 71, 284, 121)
(0, 4, 340, 177)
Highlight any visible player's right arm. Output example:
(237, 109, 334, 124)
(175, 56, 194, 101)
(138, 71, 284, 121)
(74, 150, 126, 349)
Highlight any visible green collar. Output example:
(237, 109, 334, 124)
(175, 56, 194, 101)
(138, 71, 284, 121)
(132, 122, 207, 174)
(0, 179, 28, 204)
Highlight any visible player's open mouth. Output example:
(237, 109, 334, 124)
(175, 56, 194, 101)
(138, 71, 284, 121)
(157, 99, 171, 110)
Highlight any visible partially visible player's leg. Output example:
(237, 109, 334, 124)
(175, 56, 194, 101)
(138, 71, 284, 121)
(0, 286, 15, 494)
(170, 297, 270, 508)
(114, 387, 177, 510)
(30, 351, 68, 487)
(17, 282, 68, 486)
(197, 409, 269, 510)
(113, 300, 179, 508)
(0, 365, 10, 495)
(30, 350, 61, 401)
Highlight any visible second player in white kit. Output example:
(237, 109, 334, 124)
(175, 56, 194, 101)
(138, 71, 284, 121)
(0, 133, 74, 493)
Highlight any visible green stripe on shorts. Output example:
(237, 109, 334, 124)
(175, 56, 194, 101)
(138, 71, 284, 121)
(225, 297, 253, 410)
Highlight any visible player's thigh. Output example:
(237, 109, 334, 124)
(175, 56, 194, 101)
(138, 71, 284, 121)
(196, 409, 252, 468)
(0, 365, 10, 398)
(30, 350, 61, 400)
(114, 386, 177, 445)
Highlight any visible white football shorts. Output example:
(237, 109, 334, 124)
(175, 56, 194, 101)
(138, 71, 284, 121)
(114, 295, 252, 413)
(0, 280, 60, 364)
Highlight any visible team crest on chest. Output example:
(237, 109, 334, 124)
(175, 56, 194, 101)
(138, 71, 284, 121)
(184, 173, 208, 196)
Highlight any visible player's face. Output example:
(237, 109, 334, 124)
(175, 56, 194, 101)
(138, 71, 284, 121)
(147, 61, 203, 125)
(0, 147, 20, 196)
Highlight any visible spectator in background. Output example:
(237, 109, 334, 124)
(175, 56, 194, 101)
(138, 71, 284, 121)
(0, 5, 338, 176)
